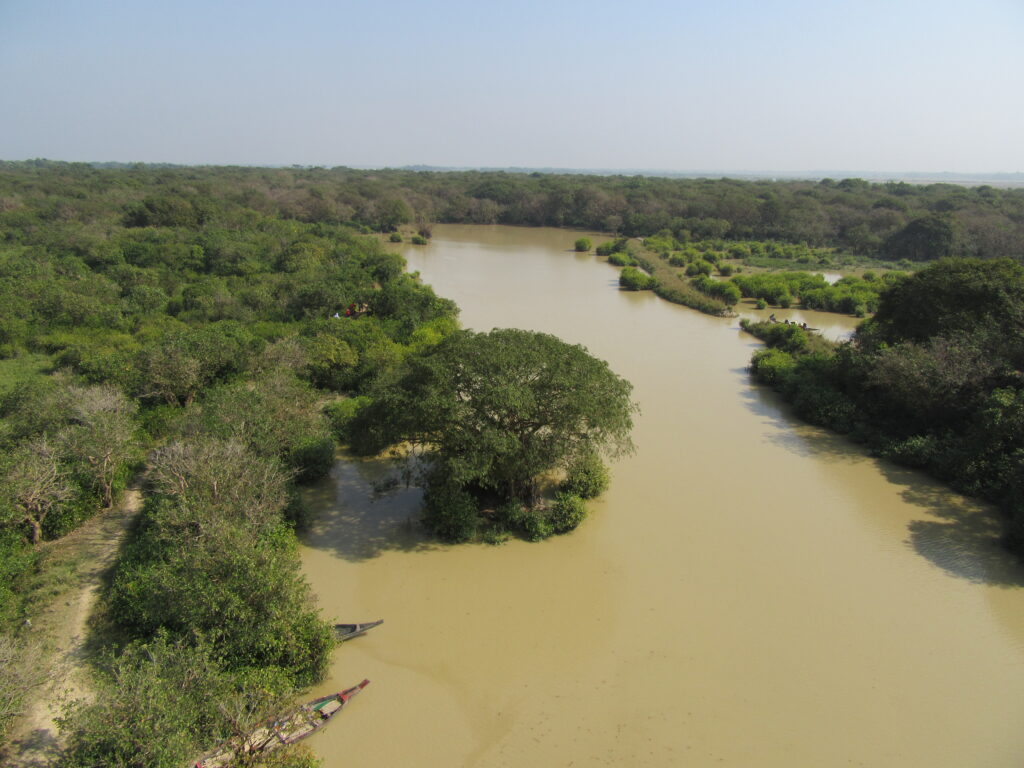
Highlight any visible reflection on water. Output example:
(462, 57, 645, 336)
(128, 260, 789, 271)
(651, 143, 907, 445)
(300, 225, 1024, 767)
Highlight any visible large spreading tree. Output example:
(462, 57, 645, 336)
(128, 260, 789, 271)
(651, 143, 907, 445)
(352, 328, 637, 536)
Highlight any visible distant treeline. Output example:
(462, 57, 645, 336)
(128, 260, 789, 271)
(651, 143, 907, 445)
(2, 160, 1023, 262)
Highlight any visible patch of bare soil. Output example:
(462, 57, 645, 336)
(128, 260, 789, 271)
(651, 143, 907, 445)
(1, 488, 142, 767)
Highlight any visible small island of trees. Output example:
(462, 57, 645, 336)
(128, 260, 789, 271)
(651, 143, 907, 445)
(349, 328, 637, 543)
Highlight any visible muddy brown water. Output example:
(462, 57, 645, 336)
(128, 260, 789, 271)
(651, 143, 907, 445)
(300, 225, 1024, 766)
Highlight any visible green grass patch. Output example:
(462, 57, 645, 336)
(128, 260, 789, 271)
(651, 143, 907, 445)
(0, 353, 52, 399)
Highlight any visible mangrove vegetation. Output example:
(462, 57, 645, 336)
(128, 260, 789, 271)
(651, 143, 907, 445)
(744, 257, 1024, 550)
(1, 159, 1023, 764)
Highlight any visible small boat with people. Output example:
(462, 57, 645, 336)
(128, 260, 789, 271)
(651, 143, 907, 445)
(194, 679, 370, 767)
(333, 619, 383, 642)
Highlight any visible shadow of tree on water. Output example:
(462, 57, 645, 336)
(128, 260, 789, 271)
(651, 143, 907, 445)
(737, 368, 1024, 587)
(301, 454, 441, 563)
(879, 462, 1024, 588)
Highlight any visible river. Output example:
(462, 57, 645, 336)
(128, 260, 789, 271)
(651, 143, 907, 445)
(299, 224, 1024, 766)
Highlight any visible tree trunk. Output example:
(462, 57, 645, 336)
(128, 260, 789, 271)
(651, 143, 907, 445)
(28, 517, 42, 545)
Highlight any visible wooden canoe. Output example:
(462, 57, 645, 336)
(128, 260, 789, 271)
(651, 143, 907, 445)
(195, 679, 370, 767)
(333, 619, 383, 642)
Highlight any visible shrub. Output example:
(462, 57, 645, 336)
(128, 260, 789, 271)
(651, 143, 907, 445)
(495, 500, 529, 529)
(574, 238, 592, 252)
(619, 267, 654, 291)
(422, 478, 478, 543)
(741, 320, 809, 353)
(789, 380, 859, 433)
(389, 233, 403, 243)
(324, 396, 371, 441)
(286, 436, 335, 483)
(879, 434, 941, 468)
(410, 235, 428, 245)
(561, 452, 609, 499)
(549, 492, 588, 534)
(480, 525, 510, 545)
(520, 508, 554, 541)
(607, 252, 637, 267)
(750, 348, 797, 388)
(596, 237, 630, 257)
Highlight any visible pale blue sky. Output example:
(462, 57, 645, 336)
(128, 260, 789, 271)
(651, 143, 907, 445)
(1, 0, 1021, 173)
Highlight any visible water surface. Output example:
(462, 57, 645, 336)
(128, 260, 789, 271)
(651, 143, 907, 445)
(300, 224, 1024, 766)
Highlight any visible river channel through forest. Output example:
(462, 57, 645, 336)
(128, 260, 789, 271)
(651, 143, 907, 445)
(299, 225, 1024, 766)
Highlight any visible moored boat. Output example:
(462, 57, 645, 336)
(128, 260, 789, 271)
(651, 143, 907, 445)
(195, 679, 370, 767)
(333, 619, 383, 641)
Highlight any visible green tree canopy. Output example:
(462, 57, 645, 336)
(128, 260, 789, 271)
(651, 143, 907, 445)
(353, 328, 637, 503)
(860, 257, 1024, 355)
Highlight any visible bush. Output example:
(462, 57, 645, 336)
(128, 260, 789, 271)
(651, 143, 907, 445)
(596, 238, 630, 257)
(422, 478, 478, 543)
(495, 501, 529, 530)
(789, 380, 859, 433)
(389, 233, 403, 243)
(741, 320, 809, 353)
(619, 267, 654, 291)
(324, 396, 371, 441)
(410, 235, 428, 245)
(574, 238, 592, 252)
(691, 276, 741, 306)
(520, 508, 554, 541)
(109, 487, 333, 687)
(607, 252, 637, 267)
(879, 434, 941, 468)
(0, 532, 37, 628)
(549, 492, 587, 534)
(286, 436, 335, 483)
(750, 348, 796, 388)
(561, 452, 609, 499)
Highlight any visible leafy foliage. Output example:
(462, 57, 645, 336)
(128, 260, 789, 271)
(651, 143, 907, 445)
(619, 266, 655, 291)
(744, 258, 1024, 553)
(353, 329, 635, 538)
(561, 451, 610, 499)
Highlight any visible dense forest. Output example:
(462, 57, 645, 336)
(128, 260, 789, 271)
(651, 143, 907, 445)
(0, 162, 458, 766)
(1, 160, 1023, 765)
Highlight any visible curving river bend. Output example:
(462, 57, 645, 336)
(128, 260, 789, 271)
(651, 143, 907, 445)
(299, 225, 1024, 767)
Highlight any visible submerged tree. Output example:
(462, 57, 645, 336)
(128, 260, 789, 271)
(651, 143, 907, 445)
(352, 328, 637, 516)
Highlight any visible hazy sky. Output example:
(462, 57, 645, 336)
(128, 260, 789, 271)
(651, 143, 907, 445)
(2, 0, 1022, 173)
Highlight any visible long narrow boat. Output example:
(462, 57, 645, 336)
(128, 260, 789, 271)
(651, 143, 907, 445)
(195, 679, 370, 768)
(333, 619, 383, 642)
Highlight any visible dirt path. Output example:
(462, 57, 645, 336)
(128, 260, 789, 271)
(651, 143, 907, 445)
(1, 488, 142, 767)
